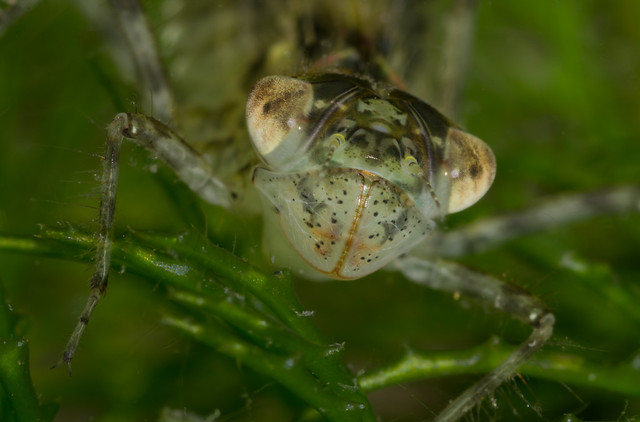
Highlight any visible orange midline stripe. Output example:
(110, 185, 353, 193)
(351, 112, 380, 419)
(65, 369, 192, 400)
(331, 174, 375, 278)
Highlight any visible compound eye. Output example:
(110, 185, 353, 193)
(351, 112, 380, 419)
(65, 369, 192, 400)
(246, 75, 314, 167)
(445, 127, 496, 213)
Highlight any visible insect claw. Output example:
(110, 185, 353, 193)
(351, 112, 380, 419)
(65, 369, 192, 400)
(66, 358, 73, 376)
(50, 354, 73, 376)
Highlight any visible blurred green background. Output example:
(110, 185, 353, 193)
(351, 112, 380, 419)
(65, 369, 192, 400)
(0, 0, 639, 421)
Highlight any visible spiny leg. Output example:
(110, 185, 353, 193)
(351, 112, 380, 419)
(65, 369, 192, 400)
(109, 0, 175, 123)
(112, 113, 232, 207)
(106, 0, 232, 206)
(55, 111, 232, 371)
(422, 185, 640, 259)
(56, 0, 233, 370)
(391, 256, 554, 422)
(55, 0, 170, 372)
(54, 114, 125, 372)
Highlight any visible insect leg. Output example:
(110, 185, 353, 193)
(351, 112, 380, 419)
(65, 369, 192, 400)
(432, 0, 478, 118)
(392, 256, 554, 422)
(424, 185, 640, 259)
(56, 110, 232, 371)
(109, 0, 175, 123)
(0, 0, 41, 36)
(114, 113, 233, 207)
(107, 0, 233, 206)
(54, 114, 125, 372)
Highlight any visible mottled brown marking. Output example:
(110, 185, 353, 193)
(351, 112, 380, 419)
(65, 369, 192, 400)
(445, 127, 496, 213)
(246, 76, 314, 157)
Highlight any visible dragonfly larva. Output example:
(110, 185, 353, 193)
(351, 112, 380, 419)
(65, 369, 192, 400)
(0, 1, 638, 421)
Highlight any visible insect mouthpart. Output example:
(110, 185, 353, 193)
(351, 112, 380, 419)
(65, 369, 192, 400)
(247, 73, 496, 279)
(253, 167, 433, 279)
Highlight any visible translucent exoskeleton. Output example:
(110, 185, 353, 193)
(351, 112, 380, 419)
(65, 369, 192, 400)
(1, 0, 639, 421)
(247, 74, 495, 279)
